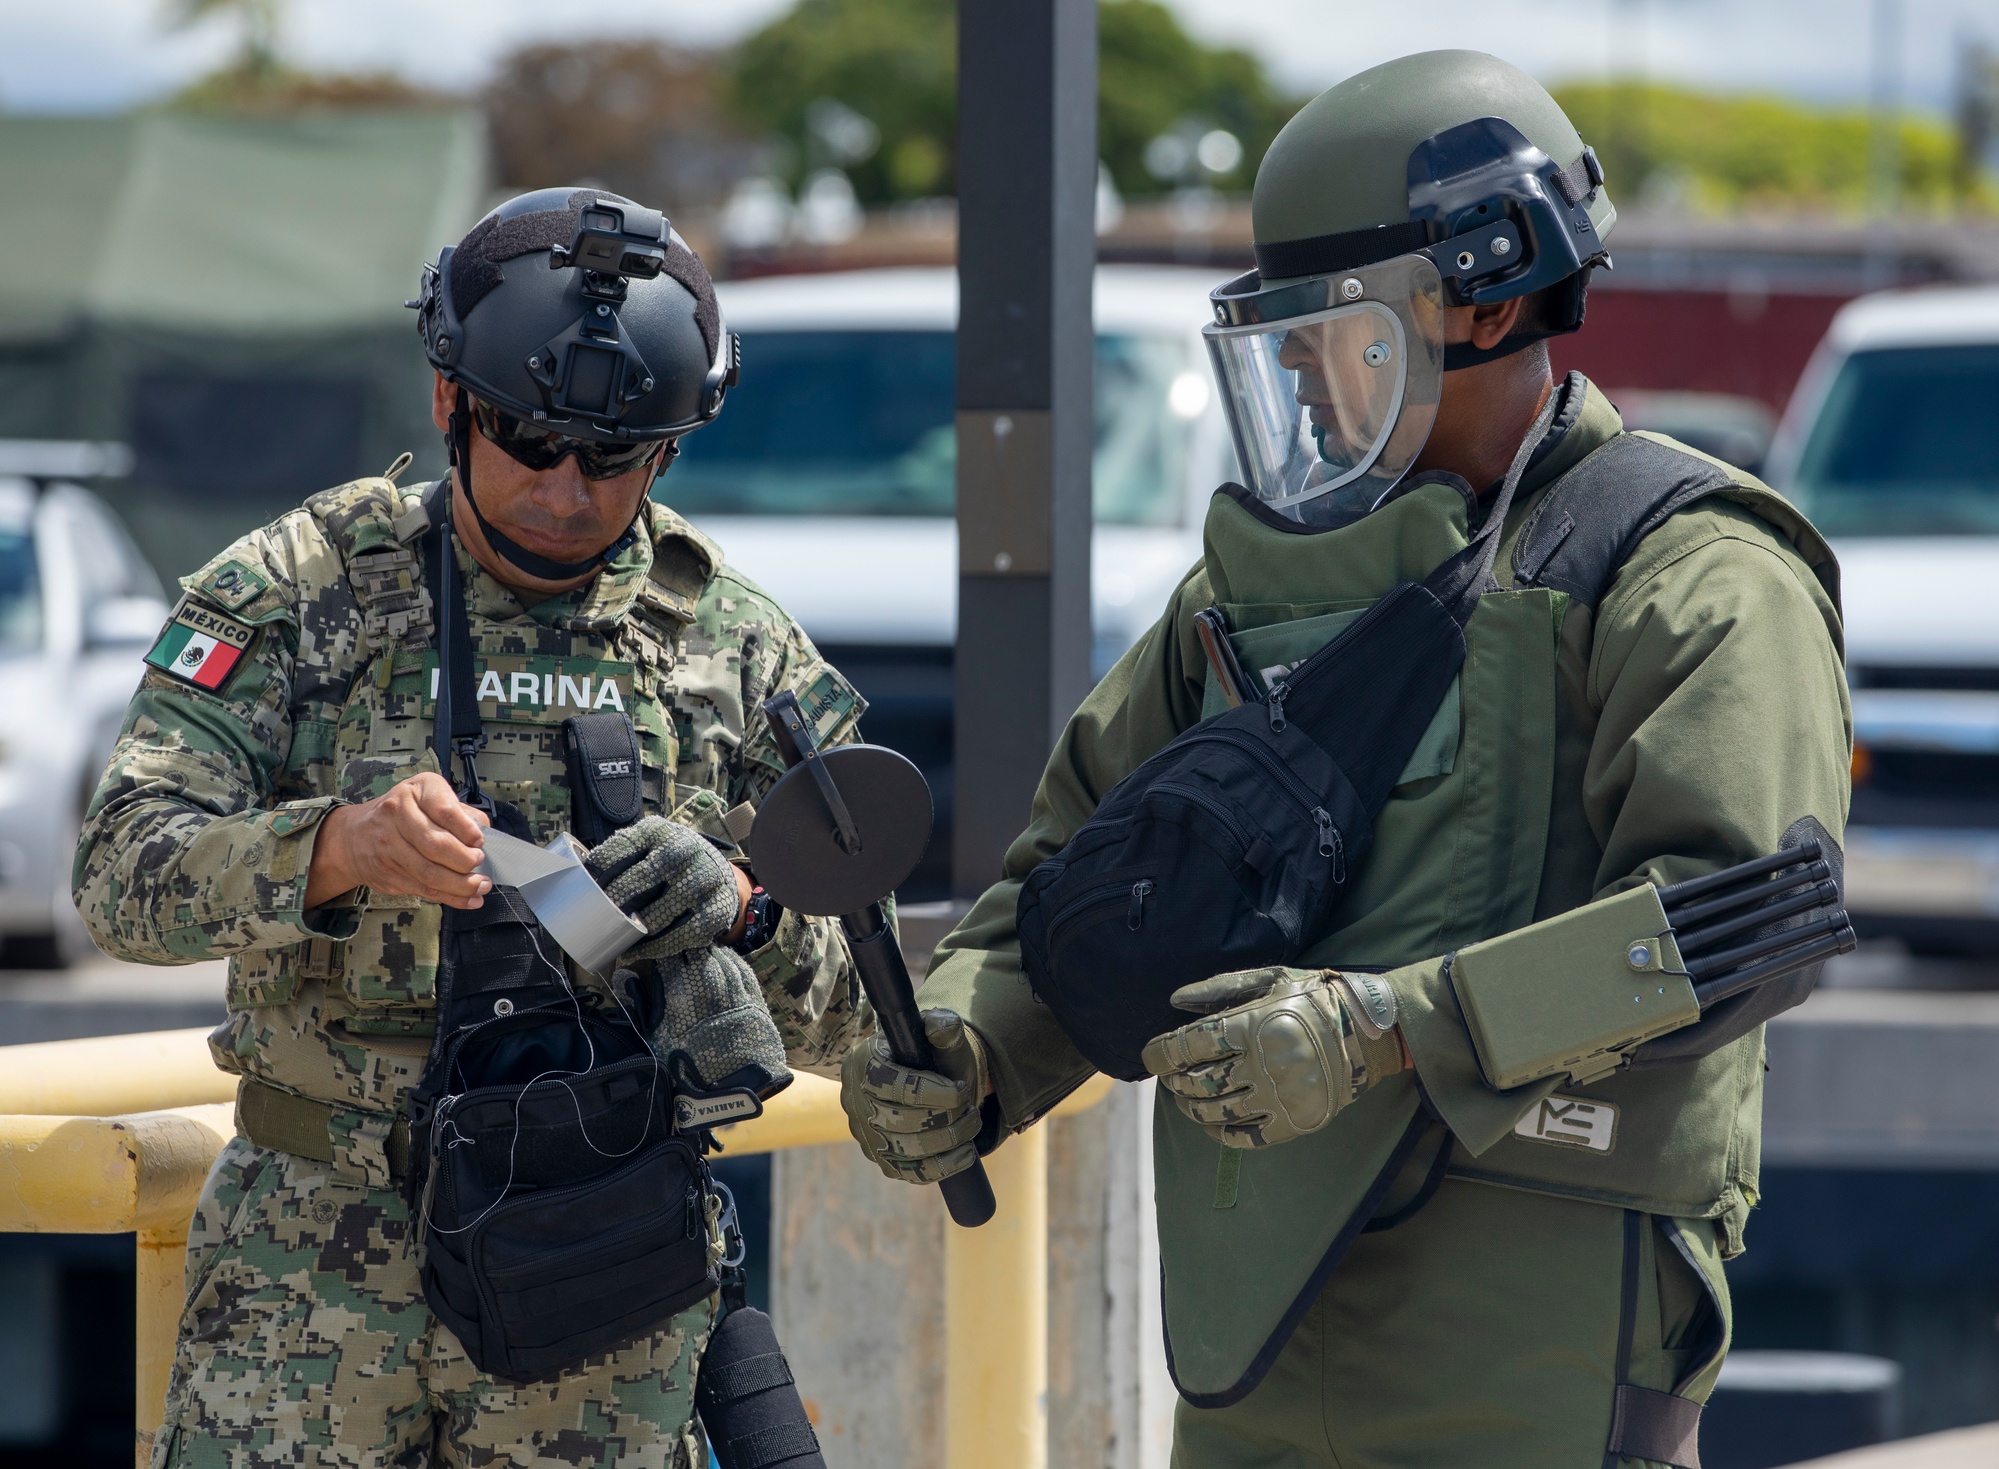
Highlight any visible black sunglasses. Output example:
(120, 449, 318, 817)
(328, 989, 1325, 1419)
(471, 398, 665, 480)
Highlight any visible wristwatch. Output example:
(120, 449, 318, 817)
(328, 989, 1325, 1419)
(731, 885, 783, 954)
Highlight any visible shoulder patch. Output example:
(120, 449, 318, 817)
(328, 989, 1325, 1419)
(193, 558, 271, 613)
(145, 598, 257, 690)
(797, 664, 867, 744)
(642, 534, 714, 625)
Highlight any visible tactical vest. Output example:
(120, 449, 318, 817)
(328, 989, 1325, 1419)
(1157, 431, 1839, 1407)
(221, 477, 728, 1035)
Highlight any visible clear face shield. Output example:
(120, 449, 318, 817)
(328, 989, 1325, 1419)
(1204, 253, 1446, 524)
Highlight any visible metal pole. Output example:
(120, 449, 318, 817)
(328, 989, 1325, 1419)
(948, 5, 1092, 1461)
(953, 0, 1097, 897)
(945, 1125, 1049, 1469)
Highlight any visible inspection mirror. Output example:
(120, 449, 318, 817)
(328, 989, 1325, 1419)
(748, 744, 933, 917)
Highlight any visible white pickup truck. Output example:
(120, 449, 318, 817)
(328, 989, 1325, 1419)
(669, 266, 1233, 897)
(1766, 285, 1999, 952)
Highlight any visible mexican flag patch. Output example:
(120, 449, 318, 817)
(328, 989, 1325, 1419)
(145, 603, 255, 690)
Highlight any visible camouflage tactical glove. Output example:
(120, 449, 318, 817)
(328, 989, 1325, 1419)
(1142, 968, 1406, 1149)
(841, 1010, 990, 1185)
(647, 944, 793, 1100)
(586, 819, 790, 1100)
(584, 816, 737, 961)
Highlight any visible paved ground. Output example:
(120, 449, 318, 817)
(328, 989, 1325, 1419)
(0, 952, 226, 1046)
(1791, 1420, 1999, 1466)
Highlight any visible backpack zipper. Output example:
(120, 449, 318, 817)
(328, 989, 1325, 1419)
(1267, 678, 1291, 732)
(1312, 807, 1347, 881)
(1127, 879, 1154, 930)
(1045, 872, 1157, 944)
(1184, 725, 1326, 815)
(1148, 781, 1257, 850)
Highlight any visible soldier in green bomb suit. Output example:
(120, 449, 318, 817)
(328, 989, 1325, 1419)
(75, 189, 869, 1468)
(839, 52, 1851, 1469)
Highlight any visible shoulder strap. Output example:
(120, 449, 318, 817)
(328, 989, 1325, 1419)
(1511, 433, 1760, 610)
(422, 481, 488, 806)
(304, 476, 436, 651)
(1422, 387, 1566, 624)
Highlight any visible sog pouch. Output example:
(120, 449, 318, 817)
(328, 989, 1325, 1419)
(564, 711, 646, 848)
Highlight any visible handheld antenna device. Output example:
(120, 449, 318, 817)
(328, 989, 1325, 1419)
(1655, 839, 1855, 1008)
(749, 692, 998, 1229)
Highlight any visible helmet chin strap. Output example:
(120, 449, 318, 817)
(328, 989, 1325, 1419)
(447, 388, 649, 583)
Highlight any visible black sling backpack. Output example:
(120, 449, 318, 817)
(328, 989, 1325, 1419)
(403, 486, 718, 1381)
(1018, 411, 1768, 1082)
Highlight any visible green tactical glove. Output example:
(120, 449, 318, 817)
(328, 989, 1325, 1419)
(841, 1009, 991, 1185)
(1141, 967, 1406, 1149)
(583, 816, 737, 962)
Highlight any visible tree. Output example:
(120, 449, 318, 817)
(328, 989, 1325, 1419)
(166, 0, 283, 77)
(727, 0, 1301, 204)
(1096, 1, 1294, 196)
(1553, 82, 1972, 213)
(486, 41, 769, 209)
(162, 0, 446, 114)
(728, 0, 957, 204)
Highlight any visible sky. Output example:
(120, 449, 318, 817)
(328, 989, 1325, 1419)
(0, 0, 1995, 115)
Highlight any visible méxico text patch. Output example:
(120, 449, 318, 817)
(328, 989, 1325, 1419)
(145, 602, 255, 690)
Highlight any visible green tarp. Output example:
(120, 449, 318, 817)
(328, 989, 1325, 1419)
(0, 109, 490, 578)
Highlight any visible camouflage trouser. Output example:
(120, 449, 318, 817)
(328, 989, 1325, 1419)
(151, 1138, 714, 1469)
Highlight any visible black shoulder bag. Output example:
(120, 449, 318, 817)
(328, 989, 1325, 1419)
(1018, 396, 1561, 1081)
(403, 487, 718, 1381)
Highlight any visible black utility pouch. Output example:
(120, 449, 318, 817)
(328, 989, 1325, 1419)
(410, 896, 720, 1381)
(564, 712, 645, 848)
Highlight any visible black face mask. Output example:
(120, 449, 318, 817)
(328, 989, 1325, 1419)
(448, 389, 650, 583)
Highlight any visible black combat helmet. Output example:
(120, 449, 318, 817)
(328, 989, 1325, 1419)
(411, 187, 740, 578)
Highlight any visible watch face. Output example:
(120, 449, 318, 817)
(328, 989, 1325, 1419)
(735, 891, 778, 953)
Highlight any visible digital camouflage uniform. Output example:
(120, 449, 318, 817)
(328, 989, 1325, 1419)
(75, 471, 871, 1469)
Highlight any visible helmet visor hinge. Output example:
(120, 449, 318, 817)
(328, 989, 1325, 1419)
(1425, 218, 1525, 304)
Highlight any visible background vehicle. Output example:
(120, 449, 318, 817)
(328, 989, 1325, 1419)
(1765, 286, 1999, 952)
(1610, 388, 1776, 476)
(0, 453, 168, 965)
(669, 266, 1234, 896)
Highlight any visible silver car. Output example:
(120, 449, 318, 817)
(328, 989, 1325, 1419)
(0, 461, 168, 965)
(1766, 285, 1999, 952)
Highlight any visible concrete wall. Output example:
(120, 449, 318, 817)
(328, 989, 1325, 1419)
(772, 1079, 1173, 1469)
(1763, 987, 1999, 1168)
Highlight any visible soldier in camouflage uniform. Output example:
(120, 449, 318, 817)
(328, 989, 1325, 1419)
(74, 188, 868, 1468)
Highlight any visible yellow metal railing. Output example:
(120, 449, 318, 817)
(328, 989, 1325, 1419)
(0, 1027, 1109, 1469)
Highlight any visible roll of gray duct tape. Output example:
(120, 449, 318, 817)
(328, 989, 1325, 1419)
(477, 829, 648, 975)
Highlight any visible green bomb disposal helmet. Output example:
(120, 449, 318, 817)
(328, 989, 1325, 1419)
(1207, 51, 1615, 523)
(411, 187, 740, 578)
